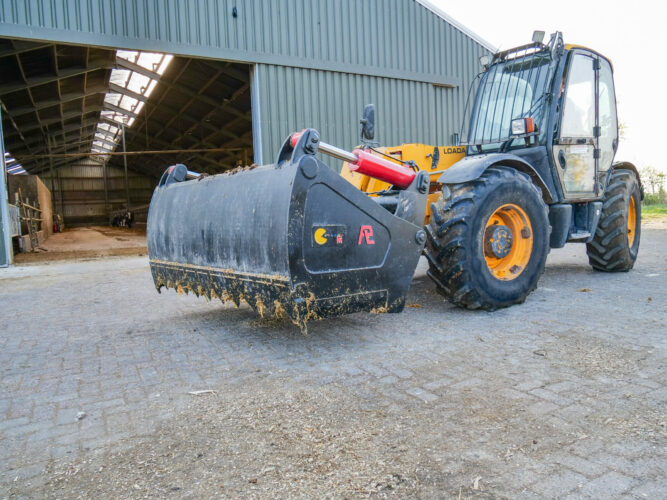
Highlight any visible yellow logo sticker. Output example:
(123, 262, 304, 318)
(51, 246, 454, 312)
(314, 227, 328, 245)
(311, 225, 347, 247)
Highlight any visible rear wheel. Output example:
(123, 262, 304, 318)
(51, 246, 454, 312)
(424, 166, 550, 310)
(586, 169, 641, 271)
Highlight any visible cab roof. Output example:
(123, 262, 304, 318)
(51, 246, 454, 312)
(564, 44, 614, 71)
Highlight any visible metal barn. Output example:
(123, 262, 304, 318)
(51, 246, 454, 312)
(0, 0, 492, 265)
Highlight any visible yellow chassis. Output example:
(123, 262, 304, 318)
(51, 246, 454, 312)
(340, 144, 465, 226)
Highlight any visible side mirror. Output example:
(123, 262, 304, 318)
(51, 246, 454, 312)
(360, 104, 375, 141)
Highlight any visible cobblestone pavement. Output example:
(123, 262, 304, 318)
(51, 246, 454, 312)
(1, 227, 665, 498)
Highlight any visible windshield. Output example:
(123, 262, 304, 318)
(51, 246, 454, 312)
(466, 52, 552, 148)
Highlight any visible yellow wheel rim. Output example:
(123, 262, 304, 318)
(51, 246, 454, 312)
(627, 196, 637, 247)
(484, 204, 534, 281)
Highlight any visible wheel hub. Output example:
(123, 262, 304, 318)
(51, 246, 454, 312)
(485, 224, 513, 258)
(483, 203, 534, 281)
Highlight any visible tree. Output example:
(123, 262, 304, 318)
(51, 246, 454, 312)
(639, 166, 665, 195)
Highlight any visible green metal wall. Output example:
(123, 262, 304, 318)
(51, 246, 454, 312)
(254, 64, 469, 167)
(0, 0, 491, 165)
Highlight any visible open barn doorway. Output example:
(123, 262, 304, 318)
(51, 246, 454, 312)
(0, 38, 254, 263)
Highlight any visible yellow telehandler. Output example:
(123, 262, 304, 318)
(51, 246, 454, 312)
(147, 32, 641, 330)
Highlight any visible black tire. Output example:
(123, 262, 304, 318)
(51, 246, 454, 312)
(586, 169, 641, 271)
(424, 166, 550, 310)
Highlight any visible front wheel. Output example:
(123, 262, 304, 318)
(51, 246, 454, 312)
(586, 169, 641, 271)
(424, 166, 550, 310)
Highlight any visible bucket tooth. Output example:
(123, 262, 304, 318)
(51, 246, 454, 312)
(183, 270, 197, 294)
(273, 300, 288, 319)
(195, 270, 213, 300)
(228, 288, 242, 307)
(254, 298, 269, 318)
(213, 276, 226, 298)
(151, 269, 165, 293)
(212, 275, 233, 305)
(248, 293, 283, 319)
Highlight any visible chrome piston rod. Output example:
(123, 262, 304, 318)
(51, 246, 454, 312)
(317, 141, 358, 164)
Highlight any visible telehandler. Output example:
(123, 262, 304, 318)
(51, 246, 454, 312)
(147, 32, 641, 331)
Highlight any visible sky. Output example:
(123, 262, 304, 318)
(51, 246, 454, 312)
(431, 0, 667, 173)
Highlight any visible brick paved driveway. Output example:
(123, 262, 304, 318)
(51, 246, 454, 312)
(1, 227, 665, 498)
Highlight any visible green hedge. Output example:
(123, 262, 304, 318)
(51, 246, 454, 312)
(643, 192, 667, 205)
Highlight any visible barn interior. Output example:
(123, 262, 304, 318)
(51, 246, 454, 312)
(1, 37, 254, 259)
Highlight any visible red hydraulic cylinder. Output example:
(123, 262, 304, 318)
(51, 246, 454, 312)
(348, 149, 416, 189)
(289, 131, 416, 189)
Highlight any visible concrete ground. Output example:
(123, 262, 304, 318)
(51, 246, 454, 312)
(0, 224, 665, 498)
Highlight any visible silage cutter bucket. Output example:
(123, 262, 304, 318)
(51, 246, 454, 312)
(147, 128, 430, 331)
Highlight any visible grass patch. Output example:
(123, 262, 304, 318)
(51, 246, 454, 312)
(642, 203, 667, 219)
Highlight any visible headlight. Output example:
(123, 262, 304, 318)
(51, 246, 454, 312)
(511, 117, 535, 136)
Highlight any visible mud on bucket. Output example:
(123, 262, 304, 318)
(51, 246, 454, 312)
(147, 129, 427, 332)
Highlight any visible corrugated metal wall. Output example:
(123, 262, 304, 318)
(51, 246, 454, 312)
(40, 159, 154, 226)
(255, 64, 479, 167)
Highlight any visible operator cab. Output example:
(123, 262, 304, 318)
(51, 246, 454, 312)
(463, 32, 619, 203)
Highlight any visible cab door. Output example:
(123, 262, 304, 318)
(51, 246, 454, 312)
(553, 50, 618, 200)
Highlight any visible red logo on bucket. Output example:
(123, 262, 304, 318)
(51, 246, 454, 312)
(358, 225, 375, 245)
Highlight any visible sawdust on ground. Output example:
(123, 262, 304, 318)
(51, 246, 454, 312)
(14, 226, 147, 264)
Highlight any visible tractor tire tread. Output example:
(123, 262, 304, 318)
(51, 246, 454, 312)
(436, 215, 467, 237)
(586, 168, 640, 272)
(599, 209, 623, 229)
(424, 166, 549, 310)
